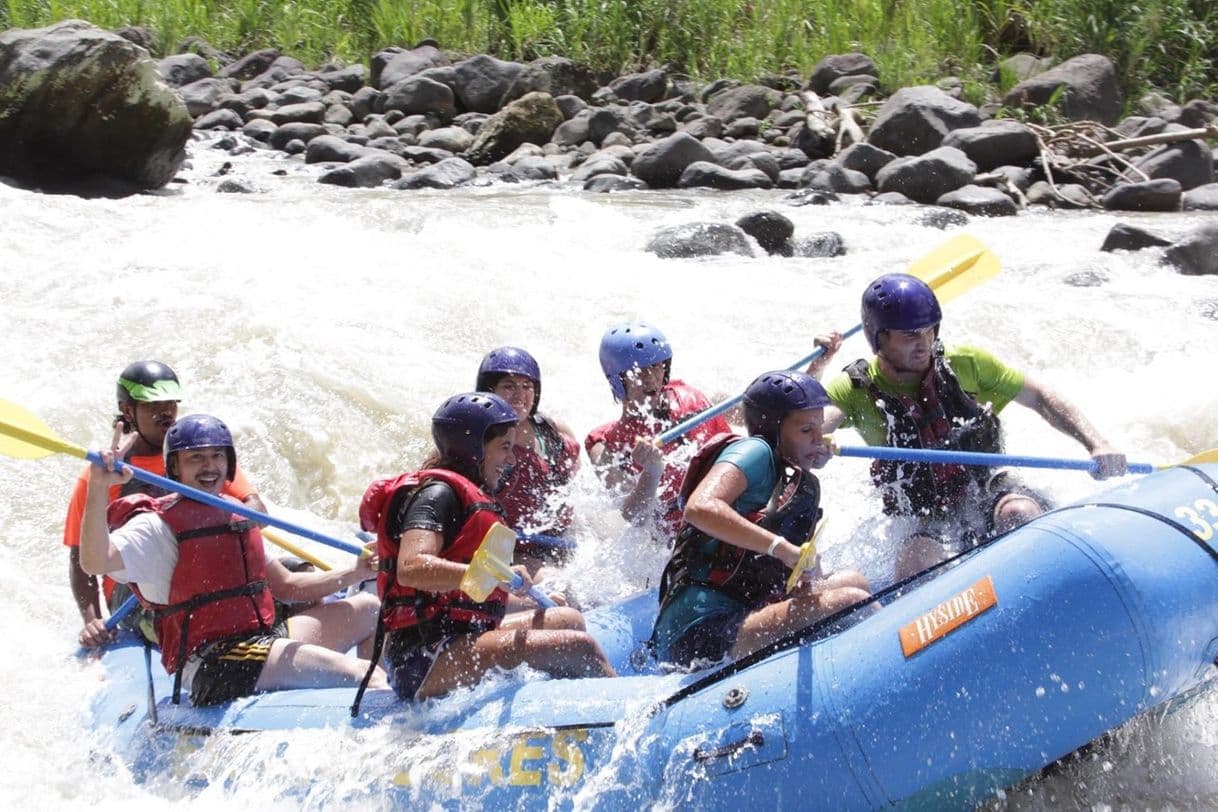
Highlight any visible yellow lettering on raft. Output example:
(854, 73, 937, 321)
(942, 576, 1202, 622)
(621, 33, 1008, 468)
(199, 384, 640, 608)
(508, 735, 545, 786)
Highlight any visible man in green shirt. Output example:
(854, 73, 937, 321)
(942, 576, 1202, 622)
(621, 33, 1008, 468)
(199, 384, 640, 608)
(817, 272, 1126, 579)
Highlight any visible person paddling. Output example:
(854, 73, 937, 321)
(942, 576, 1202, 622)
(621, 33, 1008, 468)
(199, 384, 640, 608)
(474, 346, 580, 570)
(354, 392, 615, 709)
(79, 414, 386, 705)
(585, 322, 731, 541)
(818, 273, 1127, 579)
(651, 371, 870, 668)
(64, 361, 266, 649)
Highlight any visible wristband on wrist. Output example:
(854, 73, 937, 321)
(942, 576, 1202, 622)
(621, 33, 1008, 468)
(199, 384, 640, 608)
(766, 534, 784, 557)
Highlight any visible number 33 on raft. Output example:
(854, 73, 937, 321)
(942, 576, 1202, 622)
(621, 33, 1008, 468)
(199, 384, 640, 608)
(1175, 498, 1218, 540)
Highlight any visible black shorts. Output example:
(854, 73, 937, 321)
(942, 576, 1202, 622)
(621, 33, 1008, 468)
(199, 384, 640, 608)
(663, 607, 749, 669)
(184, 622, 287, 707)
(385, 628, 456, 702)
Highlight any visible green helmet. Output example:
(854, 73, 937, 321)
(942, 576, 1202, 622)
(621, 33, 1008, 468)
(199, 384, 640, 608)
(116, 361, 182, 405)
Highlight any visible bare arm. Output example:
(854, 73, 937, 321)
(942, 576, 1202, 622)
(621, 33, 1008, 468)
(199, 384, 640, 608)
(78, 454, 132, 576)
(1013, 376, 1127, 478)
(684, 463, 803, 570)
(589, 438, 665, 525)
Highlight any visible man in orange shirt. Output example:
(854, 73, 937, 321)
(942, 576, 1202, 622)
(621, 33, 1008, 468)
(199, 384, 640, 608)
(66, 361, 266, 648)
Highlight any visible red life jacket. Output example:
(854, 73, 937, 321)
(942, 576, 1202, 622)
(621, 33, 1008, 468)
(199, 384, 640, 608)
(585, 380, 731, 534)
(359, 468, 508, 635)
(845, 348, 1002, 516)
(496, 414, 579, 536)
(107, 493, 275, 694)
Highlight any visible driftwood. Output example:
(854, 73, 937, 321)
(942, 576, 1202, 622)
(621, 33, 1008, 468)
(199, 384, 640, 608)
(1022, 120, 1217, 206)
(803, 91, 864, 152)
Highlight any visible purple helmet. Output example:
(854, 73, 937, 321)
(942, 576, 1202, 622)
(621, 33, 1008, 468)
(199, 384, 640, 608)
(163, 414, 236, 482)
(598, 322, 672, 401)
(861, 273, 942, 352)
(431, 392, 519, 467)
(475, 346, 541, 415)
(743, 370, 830, 448)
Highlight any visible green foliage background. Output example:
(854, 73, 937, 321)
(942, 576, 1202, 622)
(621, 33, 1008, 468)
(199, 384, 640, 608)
(3, 0, 1216, 104)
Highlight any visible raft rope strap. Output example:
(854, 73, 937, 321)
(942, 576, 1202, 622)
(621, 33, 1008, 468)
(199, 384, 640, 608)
(654, 471, 1218, 712)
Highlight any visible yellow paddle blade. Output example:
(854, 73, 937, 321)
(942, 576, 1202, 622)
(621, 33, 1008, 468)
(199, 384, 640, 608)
(1166, 448, 1218, 469)
(261, 527, 333, 571)
(785, 519, 829, 594)
(459, 522, 518, 602)
(907, 234, 1001, 305)
(0, 399, 88, 460)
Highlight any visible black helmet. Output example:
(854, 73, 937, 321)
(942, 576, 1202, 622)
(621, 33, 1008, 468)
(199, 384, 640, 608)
(116, 361, 182, 406)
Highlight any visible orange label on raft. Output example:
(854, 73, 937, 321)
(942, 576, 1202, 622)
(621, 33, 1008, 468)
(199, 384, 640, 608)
(899, 576, 997, 657)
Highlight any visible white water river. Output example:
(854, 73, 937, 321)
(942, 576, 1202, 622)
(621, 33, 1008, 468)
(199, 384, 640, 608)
(0, 133, 1215, 809)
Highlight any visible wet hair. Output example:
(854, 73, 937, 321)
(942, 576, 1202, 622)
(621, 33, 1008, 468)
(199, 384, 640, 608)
(425, 421, 515, 486)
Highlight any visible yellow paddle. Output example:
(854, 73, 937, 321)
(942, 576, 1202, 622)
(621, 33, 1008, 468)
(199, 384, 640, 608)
(786, 519, 829, 594)
(460, 522, 557, 608)
(262, 527, 333, 571)
(658, 233, 1000, 444)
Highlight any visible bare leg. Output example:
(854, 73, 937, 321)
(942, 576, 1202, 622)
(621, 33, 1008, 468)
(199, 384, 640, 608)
(501, 605, 587, 632)
(894, 535, 948, 581)
(286, 591, 380, 658)
(992, 493, 1043, 535)
(417, 625, 616, 699)
(729, 580, 871, 661)
(255, 638, 388, 692)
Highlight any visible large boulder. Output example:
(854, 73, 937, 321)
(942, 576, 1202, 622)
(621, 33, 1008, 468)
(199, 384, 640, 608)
(646, 222, 754, 259)
(631, 131, 716, 188)
(875, 146, 977, 203)
(0, 21, 193, 193)
(706, 84, 782, 122)
(465, 91, 563, 165)
(500, 56, 598, 105)
(940, 120, 1039, 172)
(1162, 224, 1218, 276)
(373, 43, 450, 89)
(807, 53, 879, 95)
(867, 86, 981, 156)
(1100, 178, 1181, 211)
(381, 75, 457, 122)
(1128, 137, 1214, 191)
(609, 69, 668, 103)
(1003, 54, 1122, 125)
(451, 54, 524, 114)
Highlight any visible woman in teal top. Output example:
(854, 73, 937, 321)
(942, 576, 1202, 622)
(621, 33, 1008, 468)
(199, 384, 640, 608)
(651, 370, 870, 668)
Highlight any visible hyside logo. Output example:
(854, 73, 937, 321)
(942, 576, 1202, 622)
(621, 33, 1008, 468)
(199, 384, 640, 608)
(899, 576, 998, 657)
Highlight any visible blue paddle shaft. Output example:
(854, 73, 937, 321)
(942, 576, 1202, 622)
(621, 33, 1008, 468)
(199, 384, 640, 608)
(91, 451, 362, 556)
(104, 593, 140, 631)
(657, 325, 863, 445)
(835, 445, 1152, 474)
(507, 572, 558, 609)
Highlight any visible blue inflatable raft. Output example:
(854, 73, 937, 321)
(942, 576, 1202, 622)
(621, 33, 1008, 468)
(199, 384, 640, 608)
(85, 464, 1218, 808)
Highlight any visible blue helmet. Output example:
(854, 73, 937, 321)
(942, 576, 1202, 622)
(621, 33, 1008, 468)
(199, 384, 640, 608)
(475, 346, 541, 415)
(861, 273, 942, 352)
(163, 414, 236, 482)
(743, 370, 830, 447)
(431, 392, 519, 467)
(598, 322, 672, 401)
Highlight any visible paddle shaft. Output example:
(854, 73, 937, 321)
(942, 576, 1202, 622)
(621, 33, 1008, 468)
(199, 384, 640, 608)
(105, 593, 139, 631)
(89, 450, 363, 556)
(360, 529, 576, 550)
(657, 325, 864, 445)
(835, 445, 1153, 474)
(507, 572, 558, 609)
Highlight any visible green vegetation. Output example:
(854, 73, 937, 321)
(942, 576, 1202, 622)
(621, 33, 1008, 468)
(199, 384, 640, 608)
(3, 0, 1215, 104)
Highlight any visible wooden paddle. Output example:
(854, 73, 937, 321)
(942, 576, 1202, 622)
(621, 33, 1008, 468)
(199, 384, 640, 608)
(0, 399, 363, 557)
(460, 522, 557, 608)
(657, 233, 1001, 444)
(834, 444, 1218, 475)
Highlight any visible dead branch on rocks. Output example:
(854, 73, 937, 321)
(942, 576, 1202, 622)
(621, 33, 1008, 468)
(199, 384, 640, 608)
(1024, 120, 1217, 204)
(803, 91, 864, 152)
